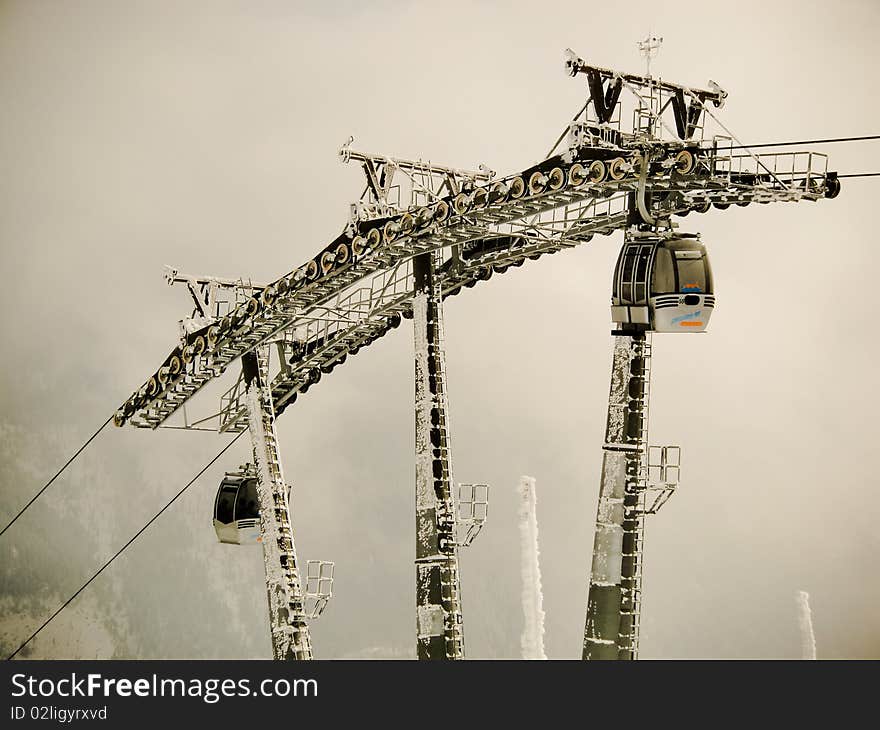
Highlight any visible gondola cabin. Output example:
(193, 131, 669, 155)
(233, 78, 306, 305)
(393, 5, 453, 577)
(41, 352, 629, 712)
(611, 234, 714, 333)
(213, 471, 262, 545)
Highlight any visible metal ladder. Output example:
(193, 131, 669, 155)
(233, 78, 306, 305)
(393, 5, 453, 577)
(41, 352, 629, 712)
(430, 258, 465, 659)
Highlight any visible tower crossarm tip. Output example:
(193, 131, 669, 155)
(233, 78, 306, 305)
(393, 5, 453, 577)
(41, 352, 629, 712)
(563, 49, 726, 107)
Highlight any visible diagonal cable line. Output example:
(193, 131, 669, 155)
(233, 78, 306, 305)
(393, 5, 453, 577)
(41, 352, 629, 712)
(0, 415, 113, 538)
(6, 431, 244, 660)
(716, 135, 880, 151)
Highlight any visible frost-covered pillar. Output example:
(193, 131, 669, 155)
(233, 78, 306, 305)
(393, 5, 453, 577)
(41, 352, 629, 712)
(583, 334, 649, 660)
(518, 476, 547, 660)
(242, 349, 312, 661)
(413, 252, 464, 660)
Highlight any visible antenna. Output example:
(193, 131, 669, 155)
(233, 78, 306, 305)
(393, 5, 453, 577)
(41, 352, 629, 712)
(637, 33, 663, 78)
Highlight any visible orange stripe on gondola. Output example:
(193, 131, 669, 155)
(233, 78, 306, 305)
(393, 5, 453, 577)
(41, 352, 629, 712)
(680, 321, 703, 327)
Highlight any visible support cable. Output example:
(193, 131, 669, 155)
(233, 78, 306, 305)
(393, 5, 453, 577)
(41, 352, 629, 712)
(544, 98, 590, 159)
(0, 416, 113, 538)
(717, 135, 880, 151)
(5, 431, 244, 660)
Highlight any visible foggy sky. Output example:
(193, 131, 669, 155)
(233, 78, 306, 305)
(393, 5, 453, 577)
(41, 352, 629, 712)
(1, 0, 878, 659)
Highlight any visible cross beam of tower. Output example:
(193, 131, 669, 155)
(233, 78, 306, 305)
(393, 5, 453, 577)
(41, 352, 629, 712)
(413, 252, 465, 659)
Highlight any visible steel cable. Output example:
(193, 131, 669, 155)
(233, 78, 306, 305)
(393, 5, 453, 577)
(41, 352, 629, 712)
(0, 415, 113, 538)
(6, 431, 244, 660)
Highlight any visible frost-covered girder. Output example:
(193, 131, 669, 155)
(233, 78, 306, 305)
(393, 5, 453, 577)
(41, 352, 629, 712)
(564, 50, 727, 107)
(413, 251, 464, 660)
(562, 49, 726, 143)
(339, 137, 494, 231)
(163, 266, 267, 343)
(243, 348, 313, 660)
(584, 334, 653, 660)
(114, 57, 839, 432)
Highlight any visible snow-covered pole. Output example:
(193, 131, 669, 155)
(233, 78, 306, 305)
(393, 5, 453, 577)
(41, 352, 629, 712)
(413, 251, 464, 660)
(583, 333, 649, 660)
(242, 349, 312, 660)
(518, 476, 547, 660)
(797, 590, 817, 660)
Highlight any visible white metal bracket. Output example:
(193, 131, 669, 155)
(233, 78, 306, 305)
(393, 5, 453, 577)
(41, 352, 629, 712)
(644, 445, 681, 514)
(304, 560, 335, 619)
(456, 483, 489, 547)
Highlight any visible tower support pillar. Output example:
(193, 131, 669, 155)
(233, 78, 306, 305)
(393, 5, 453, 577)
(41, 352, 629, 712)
(243, 348, 312, 660)
(583, 333, 651, 660)
(412, 252, 464, 660)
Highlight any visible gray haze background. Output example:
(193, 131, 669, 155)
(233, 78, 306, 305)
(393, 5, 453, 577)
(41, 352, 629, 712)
(1, 0, 878, 659)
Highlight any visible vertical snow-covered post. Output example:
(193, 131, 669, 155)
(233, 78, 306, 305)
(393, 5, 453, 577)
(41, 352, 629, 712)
(242, 349, 312, 660)
(796, 590, 817, 660)
(413, 252, 464, 660)
(518, 476, 547, 660)
(583, 333, 650, 660)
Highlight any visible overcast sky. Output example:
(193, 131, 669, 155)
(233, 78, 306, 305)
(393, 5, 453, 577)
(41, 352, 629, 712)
(1, 0, 878, 659)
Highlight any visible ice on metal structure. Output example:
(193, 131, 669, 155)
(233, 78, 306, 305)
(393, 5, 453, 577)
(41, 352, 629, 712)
(242, 348, 312, 660)
(583, 334, 651, 660)
(413, 252, 464, 660)
(518, 476, 547, 660)
(456, 483, 489, 547)
(796, 590, 817, 660)
(108, 54, 842, 662)
(116, 54, 839, 436)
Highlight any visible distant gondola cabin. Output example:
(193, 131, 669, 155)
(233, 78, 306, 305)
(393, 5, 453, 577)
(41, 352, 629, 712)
(611, 234, 714, 332)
